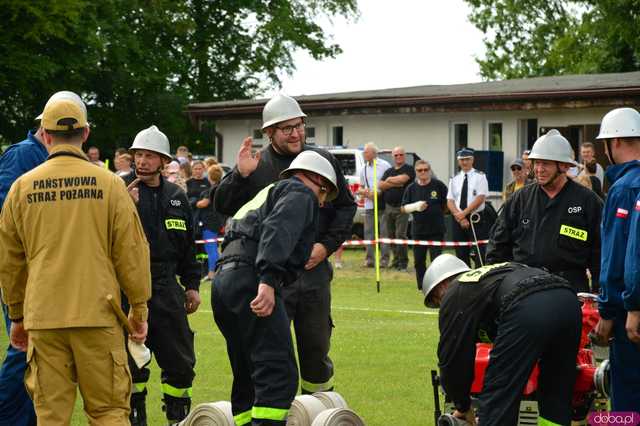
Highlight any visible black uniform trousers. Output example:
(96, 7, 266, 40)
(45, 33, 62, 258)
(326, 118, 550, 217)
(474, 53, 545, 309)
(453, 213, 488, 268)
(280, 259, 334, 393)
(477, 287, 581, 426)
(127, 274, 196, 395)
(413, 233, 443, 290)
(213, 264, 298, 426)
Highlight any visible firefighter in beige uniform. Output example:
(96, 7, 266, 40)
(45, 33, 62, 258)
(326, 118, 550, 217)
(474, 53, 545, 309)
(0, 94, 151, 425)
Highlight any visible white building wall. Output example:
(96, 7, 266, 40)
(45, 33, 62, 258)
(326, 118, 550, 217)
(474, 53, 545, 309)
(214, 106, 612, 184)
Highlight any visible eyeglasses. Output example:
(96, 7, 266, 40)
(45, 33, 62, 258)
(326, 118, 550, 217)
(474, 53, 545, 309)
(275, 122, 305, 136)
(511, 166, 522, 171)
(416, 168, 430, 172)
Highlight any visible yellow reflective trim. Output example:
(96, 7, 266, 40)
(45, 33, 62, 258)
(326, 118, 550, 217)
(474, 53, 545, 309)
(132, 382, 146, 394)
(233, 409, 252, 425)
(233, 184, 275, 220)
(161, 383, 192, 398)
(458, 263, 510, 283)
(538, 416, 562, 426)
(477, 329, 492, 343)
(252, 406, 289, 421)
(559, 224, 587, 241)
(300, 377, 334, 393)
(165, 218, 187, 231)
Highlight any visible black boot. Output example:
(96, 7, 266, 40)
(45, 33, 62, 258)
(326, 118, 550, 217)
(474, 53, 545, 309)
(163, 394, 191, 425)
(130, 390, 148, 426)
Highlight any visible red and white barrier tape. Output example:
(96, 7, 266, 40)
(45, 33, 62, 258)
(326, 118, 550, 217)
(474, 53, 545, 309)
(196, 237, 488, 247)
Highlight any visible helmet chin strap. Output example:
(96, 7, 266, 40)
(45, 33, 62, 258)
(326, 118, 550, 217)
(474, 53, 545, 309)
(605, 139, 617, 165)
(135, 166, 163, 178)
(541, 162, 563, 189)
(303, 172, 329, 195)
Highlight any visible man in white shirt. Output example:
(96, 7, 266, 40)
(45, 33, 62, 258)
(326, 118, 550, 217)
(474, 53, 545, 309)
(358, 142, 391, 267)
(447, 148, 489, 267)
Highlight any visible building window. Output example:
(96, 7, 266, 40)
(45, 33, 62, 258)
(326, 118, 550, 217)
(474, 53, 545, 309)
(452, 123, 469, 172)
(488, 122, 502, 151)
(253, 129, 263, 140)
(305, 126, 316, 145)
(332, 126, 343, 146)
(454, 123, 468, 153)
(306, 127, 315, 138)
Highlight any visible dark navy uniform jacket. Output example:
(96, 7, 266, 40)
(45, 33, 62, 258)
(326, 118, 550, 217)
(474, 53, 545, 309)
(486, 179, 603, 291)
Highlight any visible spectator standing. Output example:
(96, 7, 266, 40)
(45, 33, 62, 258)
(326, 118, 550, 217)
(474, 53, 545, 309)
(358, 142, 391, 267)
(379, 146, 415, 271)
(522, 149, 534, 180)
(87, 145, 105, 167)
(591, 107, 640, 410)
(196, 164, 227, 281)
(574, 160, 604, 199)
(214, 93, 355, 395)
(123, 126, 201, 425)
(163, 160, 187, 192)
(447, 148, 489, 268)
(0, 92, 151, 424)
(401, 160, 448, 289)
(502, 159, 533, 201)
(179, 161, 192, 181)
(186, 160, 210, 211)
(486, 129, 603, 293)
(204, 156, 219, 169)
(113, 147, 128, 172)
(176, 145, 190, 163)
(579, 142, 605, 185)
(115, 153, 133, 177)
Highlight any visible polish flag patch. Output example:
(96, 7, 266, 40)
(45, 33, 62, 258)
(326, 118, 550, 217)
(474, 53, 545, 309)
(636, 200, 640, 211)
(616, 208, 629, 218)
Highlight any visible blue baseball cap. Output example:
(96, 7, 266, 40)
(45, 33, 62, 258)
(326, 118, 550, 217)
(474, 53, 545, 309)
(456, 148, 475, 159)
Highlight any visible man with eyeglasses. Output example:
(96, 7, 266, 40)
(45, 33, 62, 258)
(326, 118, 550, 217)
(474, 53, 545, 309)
(401, 160, 448, 289)
(379, 146, 415, 271)
(214, 93, 356, 398)
(502, 159, 533, 201)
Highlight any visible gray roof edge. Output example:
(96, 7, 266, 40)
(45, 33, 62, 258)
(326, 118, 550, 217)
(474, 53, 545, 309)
(187, 71, 640, 109)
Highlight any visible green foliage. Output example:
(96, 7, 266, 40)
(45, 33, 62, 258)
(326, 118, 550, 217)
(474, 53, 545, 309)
(465, 0, 640, 79)
(0, 0, 357, 157)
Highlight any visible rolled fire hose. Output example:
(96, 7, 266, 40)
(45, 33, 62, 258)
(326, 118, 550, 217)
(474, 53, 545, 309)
(311, 392, 348, 409)
(310, 408, 365, 426)
(178, 401, 234, 426)
(286, 395, 327, 426)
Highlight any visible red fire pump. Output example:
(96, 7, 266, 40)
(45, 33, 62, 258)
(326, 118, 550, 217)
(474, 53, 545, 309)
(431, 293, 610, 425)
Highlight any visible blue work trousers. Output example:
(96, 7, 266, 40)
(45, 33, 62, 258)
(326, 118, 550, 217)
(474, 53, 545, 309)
(0, 303, 36, 426)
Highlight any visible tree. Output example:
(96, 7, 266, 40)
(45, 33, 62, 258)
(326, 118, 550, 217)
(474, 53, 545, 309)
(465, 0, 640, 80)
(0, 0, 358, 156)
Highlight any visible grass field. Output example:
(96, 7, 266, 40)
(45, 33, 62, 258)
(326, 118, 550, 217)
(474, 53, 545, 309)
(1, 248, 444, 425)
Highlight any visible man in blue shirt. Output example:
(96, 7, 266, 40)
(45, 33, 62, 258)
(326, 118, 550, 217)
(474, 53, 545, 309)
(0, 127, 47, 426)
(593, 107, 640, 410)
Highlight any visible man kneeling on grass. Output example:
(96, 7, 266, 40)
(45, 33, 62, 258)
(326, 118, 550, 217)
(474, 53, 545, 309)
(423, 254, 581, 426)
(212, 151, 338, 426)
